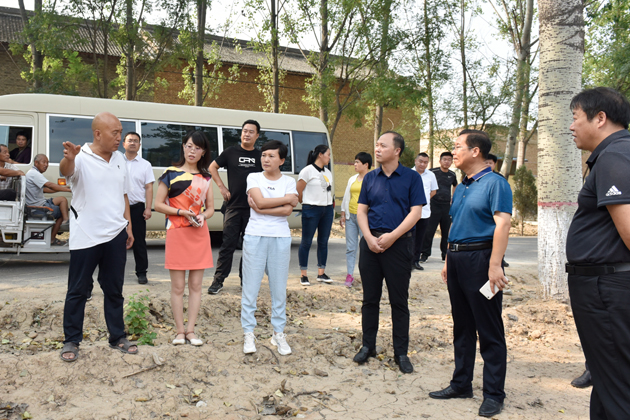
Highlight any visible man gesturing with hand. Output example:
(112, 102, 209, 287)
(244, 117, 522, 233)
(352, 131, 425, 374)
(429, 129, 512, 418)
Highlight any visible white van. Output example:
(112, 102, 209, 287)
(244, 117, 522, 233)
(0, 94, 331, 253)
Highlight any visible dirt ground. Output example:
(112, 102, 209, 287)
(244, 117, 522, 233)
(1, 223, 591, 420)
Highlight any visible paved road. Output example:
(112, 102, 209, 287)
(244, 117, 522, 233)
(0, 236, 537, 291)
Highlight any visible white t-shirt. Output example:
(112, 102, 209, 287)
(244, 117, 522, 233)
(245, 172, 297, 237)
(123, 154, 155, 205)
(66, 144, 129, 250)
(415, 168, 438, 219)
(25, 167, 49, 206)
(298, 164, 333, 206)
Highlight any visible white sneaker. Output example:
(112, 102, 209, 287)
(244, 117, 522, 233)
(243, 332, 257, 354)
(271, 332, 292, 355)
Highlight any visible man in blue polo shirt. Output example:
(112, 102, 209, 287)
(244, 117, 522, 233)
(429, 129, 512, 418)
(352, 131, 425, 374)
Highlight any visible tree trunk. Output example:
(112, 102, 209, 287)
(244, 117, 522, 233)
(500, 0, 534, 179)
(125, 0, 135, 100)
(195, 0, 207, 106)
(18, 0, 43, 91)
(271, 0, 279, 113)
(459, 0, 467, 129)
(537, 0, 584, 301)
(516, 78, 535, 169)
(319, 0, 329, 125)
(424, 0, 435, 166)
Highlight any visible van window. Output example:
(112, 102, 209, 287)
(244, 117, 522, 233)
(141, 123, 218, 167)
(292, 131, 328, 174)
(0, 125, 34, 164)
(221, 128, 292, 172)
(48, 115, 134, 163)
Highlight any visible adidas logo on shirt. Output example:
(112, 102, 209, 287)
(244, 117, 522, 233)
(606, 185, 622, 196)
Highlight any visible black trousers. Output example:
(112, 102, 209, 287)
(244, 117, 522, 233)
(358, 235, 412, 357)
(413, 218, 430, 262)
(129, 202, 148, 276)
(569, 272, 630, 420)
(0, 189, 16, 201)
(422, 202, 451, 258)
(447, 248, 506, 403)
(63, 228, 128, 345)
(214, 207, 250, 283)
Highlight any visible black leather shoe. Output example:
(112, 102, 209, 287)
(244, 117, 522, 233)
(394, 355, 413, 373)
(429, 386, 473, 400)
(137, 274, 148, 284)
(413, 261, 424, 270)
(419, 254, 428, 263)
(353, 346, 376, 364)
(478, 398, 503, 417)
(571, 369, 592, 388)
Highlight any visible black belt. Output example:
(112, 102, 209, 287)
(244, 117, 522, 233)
(130, 202, 145, 207)
(448, 242, 493, 252)
(565, 263, 630, 276)
(370, 230, 413, 238)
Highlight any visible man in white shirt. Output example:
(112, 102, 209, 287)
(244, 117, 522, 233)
(59, 112, 137, 362)
(0, 144, 24, 201)
(123, 132, 155, 284)
(25, 154, 72, 246)
(413, 153, 438, 270)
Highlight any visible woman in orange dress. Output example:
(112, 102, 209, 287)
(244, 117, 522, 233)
(155, 131, 214, 346)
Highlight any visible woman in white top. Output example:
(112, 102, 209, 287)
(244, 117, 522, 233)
(340, 152, 372, 287)
(241, 140, 299, 356)
(296, 144, 334, 286)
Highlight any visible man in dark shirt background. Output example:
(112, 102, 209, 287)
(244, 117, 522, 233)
(208, 120, 262, 294)
(565, 87, 630, 420)
(420, 151, 458, 262)
(9, 131, 31, 164)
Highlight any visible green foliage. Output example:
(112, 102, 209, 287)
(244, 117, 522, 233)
(512, 165, 537, 235)
(399, 146, 416, 168)
(583, 0, 630, 96)
(124, 291, 157, 346)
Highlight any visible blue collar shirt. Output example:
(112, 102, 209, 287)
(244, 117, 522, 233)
(358, 162, 426, 232)
(448, 166, 513, 244)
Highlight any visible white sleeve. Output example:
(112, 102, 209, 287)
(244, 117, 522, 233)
(430, 172, 438, 191)
(123, 159, 130, 195)
(33, 171, 48, 189)
(298, 166, 312, 183)
(67, 151, 83, 183)
(246, 173, 259, 194)
(145, 162, 155, 184)
(285, 176, 298, 195)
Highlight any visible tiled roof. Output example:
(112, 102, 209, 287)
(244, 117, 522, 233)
(0, 6, 315, 74)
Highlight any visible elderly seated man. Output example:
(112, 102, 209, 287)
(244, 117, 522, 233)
(26, 154, 71, 246)
(0, 144, 24, 201)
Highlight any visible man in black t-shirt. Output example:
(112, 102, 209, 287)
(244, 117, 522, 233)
(420, 152, 458, 262)
(208, 120, 262, 294)
(565, 87, 630, 419)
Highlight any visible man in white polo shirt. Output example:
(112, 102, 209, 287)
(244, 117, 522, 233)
(412, 152, 438, 270)
(122, 131, 154, 285)
(59, 112, 137, 362)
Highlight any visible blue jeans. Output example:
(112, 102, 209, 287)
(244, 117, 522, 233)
(241, 235, 291, 333)
(298, 204, 334, 270)
(345, 212, 362, 275)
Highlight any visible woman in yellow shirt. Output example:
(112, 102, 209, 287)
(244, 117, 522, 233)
(340, 152, 372, 287)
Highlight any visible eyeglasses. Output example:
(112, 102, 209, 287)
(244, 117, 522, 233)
(125, 139, 140, 144)
(184, 144, 203, 153)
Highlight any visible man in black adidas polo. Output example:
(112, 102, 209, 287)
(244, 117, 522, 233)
(566, 87, 630, 420)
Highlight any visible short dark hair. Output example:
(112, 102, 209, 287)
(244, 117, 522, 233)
(124, 131, 141, 142)
(416, 152, 429, 159)
(261, 140, 288, 160)
(242, 119, 261, 133)
(486, 153, 498, 163)
(354, 152, 373, 169)
(440, 151, 453, 159)
(382, 131, 405, 156)
(459, 129, 492, 160)
(15, 130, 29, 141)
(570, 87, 630, 129)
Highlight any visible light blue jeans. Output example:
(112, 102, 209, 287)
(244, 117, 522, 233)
(241, 235, 291, 333)
(345, 213, 362, 276)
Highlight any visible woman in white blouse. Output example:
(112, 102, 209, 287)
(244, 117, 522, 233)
(296, 144, 334, 286)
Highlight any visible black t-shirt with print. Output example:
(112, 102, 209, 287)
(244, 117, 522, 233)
(566, 129, 630, 264)
(214, 145, 262, 209)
